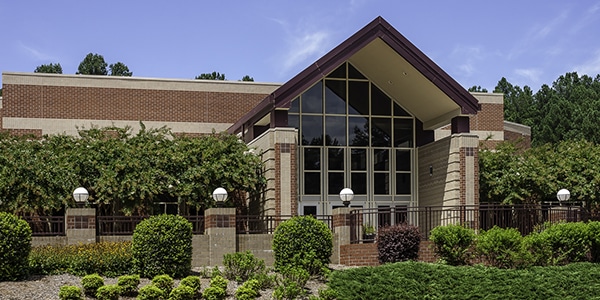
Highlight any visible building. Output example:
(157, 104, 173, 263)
(0, 17, 529, 218)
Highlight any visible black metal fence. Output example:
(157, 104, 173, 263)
(96, 215, 205, 235)
(23, 216, 65, 236)
(236, 215, 332, 234)
(349, 204, 587, 243)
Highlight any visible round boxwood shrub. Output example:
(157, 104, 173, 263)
(137, 284, 165, 300)
(132, 214, 192, 278)
(58, 285, 83, 300)
(0, 212, 32, 281)
(81, 273, 104, 296)
(377, 223, 421, 263)
(429, 224, 475, 266)
(272, 215, 333, 275)
(475, 226, 522, 268)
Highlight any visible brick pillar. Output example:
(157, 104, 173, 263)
(65, 207, 96, 245)
(331, 207, 352, 264)
(204, 207, 236, 266)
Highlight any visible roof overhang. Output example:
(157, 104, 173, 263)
(229, 16, 479, 134)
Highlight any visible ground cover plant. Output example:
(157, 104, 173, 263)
(327, 261, 600, 299)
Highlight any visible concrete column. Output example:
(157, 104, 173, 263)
(204, 207, 237, 266)
(65, 207, 96, 245)
(331, 207, 352, 264)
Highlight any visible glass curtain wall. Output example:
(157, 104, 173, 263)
(288, 62, 415, 215)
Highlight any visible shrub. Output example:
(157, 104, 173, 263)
(521, 221, 590, 266)
(58, 285, 83, 300)
(81, 273, 104, 296)
(132, 214, 193, 278)
(235, 279, 260, 300)
(377, 223, 421, 263)
(520, 231, 553, 266)
(137, 284, 165, 300)
(95, 284, 121, 300)
(117, 274, 140, 296)
(179, 275, 202, 298)
(210, 274, 229, 291)
(203, 286, 226, 300)
(168, 285, 195, 300)
(0, 212, 32, 280)
(249, 272, 277, 290)
(588, 221, 600, 262)
(223, 251, 266, 282)
(429, 224, 475, 265)
(28, 241, 132, 277)
(475, 226, 523, 268)
(151, 274, 174, 296)
(273, 266, 310, 300)
(272, 216, 333, 275)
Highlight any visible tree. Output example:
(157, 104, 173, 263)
(109, 62, 132, 76)
(468, 85, 488, 93)
(195, 72, 225, 80)
(34, 63, 63, 74)
(77, 53, 108, 75)
(241, 75, 254, 82)
(0, 89, 2, 97)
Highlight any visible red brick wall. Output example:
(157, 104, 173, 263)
(339, 240, 438, 266)
(3, 84, 268, 124)
(470, 103, 504, 132)
(504, 130, 531, 149)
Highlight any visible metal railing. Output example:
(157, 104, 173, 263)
(236, 215, 333, 234)
(24, 216, 65, 236)
(97, 216, 149, 236)
(349, 204, 586, 243)
(184, 215, 205, 234)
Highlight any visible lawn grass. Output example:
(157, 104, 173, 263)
(327, 261, 600, 299)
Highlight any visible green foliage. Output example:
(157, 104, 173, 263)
(28, 241, 132, 277)
(235, 279, 260, 300)
(377, 223, 421, 263)
(272, 216, 333, 275)
(429, 224, 475, 265)
(273, 266, 310, 300)
(132, 215, 192, 278)
(328, 261, 600, 299)
(521, 222, 591, 266)
(467, 85, 488, 93)
(0, 212, 32, 281)
(179, 275, 201, 297)
(77, 53, 108, 75)
(0, 127, 265, 216)
(117, 274, 140, 296)
(137, 284, 165, 300)
(475, 226, 523, 268)
(202, 286, 226, 300)
(240, 75, 254, 82)
(210, 275, 229, 291)
(168, 285, 195, 300)
(311, 287, 338, 300)
(96, 284, 121, 300)
(195, 71, 226, 80)
(151, 274, 174, 296)
(223, 251, 266, 282)
(588, 221, 600, 262)
(34, 63, 63, 74)
(248, 271, 277, 290)
(58, 285, 83, 300)
(81, 273, 104, 296)
(109, 62, 132, 76)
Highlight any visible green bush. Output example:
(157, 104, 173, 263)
(521, 221, 590, 266)
(235, 279, 260, 300)
(588, 221, 600, 262)
(210, 275, 229, 291)
(179, 275, 201, 298)
(0, 212, 32, 280)
(137, 284, 165, 300)
(202, 286, 226, 300)
(520, 231, 553, 266)
(168, 285, 195, 300)
(96, 284, 121, 300)
(58, 285, 83, 300)
(429, 224, 475, 265)
(81, 273, 104, 296)
(117, 274, 140, 296)
(28, 241, 132, 277)
(272, 216, 333, 275)
(475, 226, 522, 268)
(273, 266, 310, 300)
(377, 223, 421, 263)
(249, 272, 277, 290)
(132, 214, 193, 278)
(223, 251, 266, 282)
(152, 274, 174, 296)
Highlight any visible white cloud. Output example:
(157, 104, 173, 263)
(451, 45, 483, 77)
(574, 50, 600, 76)
(282, 31, 330, 71)
(514, 68, 542, 83)
(16, 41, 55, 61)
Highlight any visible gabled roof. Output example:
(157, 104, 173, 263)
(229, 16, 480, 134)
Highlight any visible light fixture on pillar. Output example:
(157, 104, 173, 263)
(73, 187, 89, 207)
(339, 188, 354, 207)
(212, 187, 228, 208)
(557, 189, 570, 202)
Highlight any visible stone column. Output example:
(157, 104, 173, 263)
(204, 207, 237, 266)
(331, 207, 352, 264)
(65, 207, 96, 245)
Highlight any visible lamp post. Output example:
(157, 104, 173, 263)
(339, 188, 354, 207)
(212, 187, 228, 207)
(557, 188, 570, 203)
(73, 187, 89, 207)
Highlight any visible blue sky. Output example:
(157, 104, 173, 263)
(1, 1, 599, 91)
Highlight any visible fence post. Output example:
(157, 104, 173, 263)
(65, 207, 96, 245)
(204, 207, 236, 266)
(332, 207, 352, 264)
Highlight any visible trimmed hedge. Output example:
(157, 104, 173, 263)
(377, 223, 421, 263)
(429, 224, 475, 265)
(0, 212, 32, 281)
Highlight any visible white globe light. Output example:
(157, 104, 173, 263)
(212, 187, 228, 202)
(339, 188, 354, 207)
(557, 189, 570, 202)
(73, 187, 89, 203)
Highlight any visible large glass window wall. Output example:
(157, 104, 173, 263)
(289, 62, 415, 214)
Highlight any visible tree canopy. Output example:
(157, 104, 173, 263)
(241, 75, 254, 82)
(468, 85, 488, 93)
(0, 126, 265, 216)
(77, 53, 108, 75)
(109, 62, 132, 76)
(34, 63, 63, 74)
(195, 72, 226, 80)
